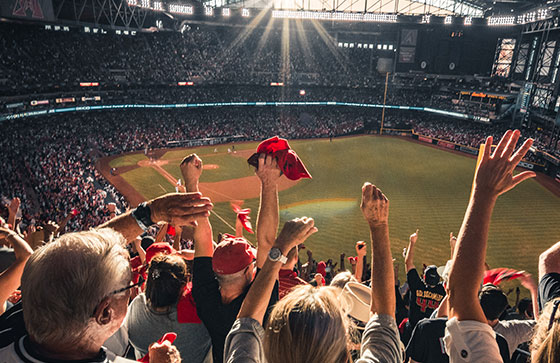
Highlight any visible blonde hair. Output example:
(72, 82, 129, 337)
(531, 297, 560, 363)
(330, 271, 358, 290)
(21, 228, 130, 345)
(264, 285, 352, 363)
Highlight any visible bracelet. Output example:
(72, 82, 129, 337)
(132, 202, 154, 232)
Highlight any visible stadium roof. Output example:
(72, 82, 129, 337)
(236, 0, 549, 17)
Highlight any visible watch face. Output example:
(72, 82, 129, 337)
(269, 248, 281, 260)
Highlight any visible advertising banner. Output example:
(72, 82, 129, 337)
(459, 146, 479, 155)
(56, 97, 75, 103)
(438, 140, 455, 150)
(418, 136, 432, 143)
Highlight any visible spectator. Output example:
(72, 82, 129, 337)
(224, 183, 404, 362)
(444, 130, 535, 361)
(126, 254, 212, 362)
(186, 153, 280, 363)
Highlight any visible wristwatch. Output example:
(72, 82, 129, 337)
(268, 247, 288, 264)
(132, 202, 154, 232)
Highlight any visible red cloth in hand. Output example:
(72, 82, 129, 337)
(231, 204, 254, 234)
(254, 136, 312, 181)
(138, 332, 177, 363)
(483, 268, 524, 286)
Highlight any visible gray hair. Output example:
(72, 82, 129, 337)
(330, 271, 357, 289)
(215, 268, 249, 285)
(21, 228, 130, 345)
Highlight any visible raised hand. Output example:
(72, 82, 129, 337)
(475, 130, 536, 198)
(256, 154, 282, 184)
(148, 193, 213, 227)
(8, 198, 20, 216)
(356, 240, 367, 257)
(360, 182, 389, 227)
(410, 229, 419, 244)
(180, 153, 203, 190)
(274, 217, 317, 254)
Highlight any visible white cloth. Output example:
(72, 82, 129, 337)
(443, 317, 502, 362)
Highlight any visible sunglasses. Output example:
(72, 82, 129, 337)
(108, 275, 145, 296)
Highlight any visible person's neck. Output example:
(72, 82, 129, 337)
(220, 284, 246, 304)
(28, 335, 103, 361)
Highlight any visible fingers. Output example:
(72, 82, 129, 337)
(493, 129, 513, 158)
(510, 137, 534, 166)
(482, 136, 493, 162)
(501, 129, 521, 159)
(511, 170, 536, 187)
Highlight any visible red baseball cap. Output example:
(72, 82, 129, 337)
(212, 235, 256, 275)
(145, 242, 176, 265)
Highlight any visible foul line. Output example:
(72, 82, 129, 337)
(210, 210, 236, 232)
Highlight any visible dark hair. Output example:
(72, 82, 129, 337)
(518, 298, 533, 318)
(145, 255, 187, 309)
(479, 284, 508, 321)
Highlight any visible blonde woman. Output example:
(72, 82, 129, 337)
(531, 239, 560, 362)
(224, 184, 404, 363)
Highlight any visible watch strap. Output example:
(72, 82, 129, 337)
(132, 202, 154, 232)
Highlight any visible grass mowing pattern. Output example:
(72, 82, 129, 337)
(109, 153, 148, 168)
(112, 136, 560, 280)
(120, 167, 175, 200)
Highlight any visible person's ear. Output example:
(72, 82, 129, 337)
(93, 297, 113, 326)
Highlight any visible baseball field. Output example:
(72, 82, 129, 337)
(100, 135, 560, 285)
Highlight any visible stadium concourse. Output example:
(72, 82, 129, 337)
(1, 11, 560, 363)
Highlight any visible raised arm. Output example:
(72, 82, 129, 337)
(238, 217, 317, 324)
(7, 198, 20, 231)
(539, 241, 560, 280)
(255, 154, 282, 268)
(360, 183, 395, 317)
(180, 154, 214, 258)
(0, 228, 33, 310)
(97, 192, 212, 243)
(519, 272, 539, 320)
(448, 130, 535, 322)
(355, 241, 367, 283)
(404, 229, 418, 273)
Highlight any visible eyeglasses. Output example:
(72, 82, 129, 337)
(108, 276, 144, 296)
(548, 299, 560, 330)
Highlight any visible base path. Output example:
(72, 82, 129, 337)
(97, 148, 301, 206)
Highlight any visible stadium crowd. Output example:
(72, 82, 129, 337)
(2, 18, 560, 363)
(2, 103, 559, 236)
(1, 130, 559, 363)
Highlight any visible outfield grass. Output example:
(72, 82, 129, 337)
(161, 152, 256, 183)
(112, 136, 560, 283)
(109, 153, 148, 168)
(120, 167, 175, 200)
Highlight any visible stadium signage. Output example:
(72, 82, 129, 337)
(0, 101, 530, 125)
(518, 161, 534, 170)
(81, 96, 101, 101)
(55, 97, 75, 103)
(79, 82, 99, 87)
(459, 146, 478, 155)
(437, 140, 455, 150)
(30, 100, 49, 106)
(6, 102, 24, 109)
